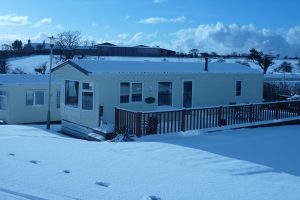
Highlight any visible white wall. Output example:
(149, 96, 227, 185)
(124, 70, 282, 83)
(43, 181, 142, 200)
(0, 84, 61, 124)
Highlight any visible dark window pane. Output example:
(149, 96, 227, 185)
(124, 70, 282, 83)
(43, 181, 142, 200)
(120, 82, 130, 103)
(65, 80, 79, 107)
(26, 91, 34, 106)
(35, 91, 44, 105)
(132, 83, 142, 102)
(158, 82, 172, 106)
(183, 81, 192, 108)
(82, 92, 93, 110)
(236, 81, 242, 96)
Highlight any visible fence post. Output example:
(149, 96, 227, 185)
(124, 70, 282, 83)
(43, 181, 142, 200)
(249, 104, 253, 123)
(115, 107, 119, 131)
(218, 106, 223, 127)
(135, 112, 142, 137)
(181, 109, 186, 132)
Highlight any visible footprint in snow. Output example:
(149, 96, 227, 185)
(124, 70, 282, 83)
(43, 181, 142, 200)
(8, 153, 15, 156)
(29, 160, 39, 164)
(95, 181, 111, 187)
(144, 195, 161, 200)
(63, 170, 70, 174)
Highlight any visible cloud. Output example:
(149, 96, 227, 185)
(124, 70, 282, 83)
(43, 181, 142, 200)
(117, 33, 129, 39)
(0, 32, 49, 43)
(153, 0, 166, 3)
(0, 14, 29, 26)
(139, 17, 167, 24)
(170, 16, 186, 23)
(130, 31, 158, 43)
(170, 22, 299, 56)
(34, 18, 52, 27)
(56, 24, 64, 30)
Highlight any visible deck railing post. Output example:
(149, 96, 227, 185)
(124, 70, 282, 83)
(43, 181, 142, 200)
(275, 102, 279, 120)
(181, 109, 186, 132)
(115, 107, 119, 131)
(135, 112, 142, 137)
(297, 101, 300, 116)
(99, 105, 104, 127)
(218, 106, 223, 127)
(249, 104, 253, 123)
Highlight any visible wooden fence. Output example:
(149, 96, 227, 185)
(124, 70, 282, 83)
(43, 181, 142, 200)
(114, 100, 300, 137)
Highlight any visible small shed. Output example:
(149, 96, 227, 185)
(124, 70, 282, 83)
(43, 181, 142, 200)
(52, 59, 263, 136)
(0, 74, 61, 124)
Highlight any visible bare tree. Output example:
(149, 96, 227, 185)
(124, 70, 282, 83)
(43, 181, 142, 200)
(34, 62, 47, 74)
(12, 67, 26, 74)
(0, 59, 10, 74)
(56, 31, 81, 60)
(249, 48, 273, 74)
(274, 61, 293, 73)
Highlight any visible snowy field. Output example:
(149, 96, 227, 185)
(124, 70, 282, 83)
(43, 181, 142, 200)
(7, 55, 300, 74)
(0, 125, 300, 200)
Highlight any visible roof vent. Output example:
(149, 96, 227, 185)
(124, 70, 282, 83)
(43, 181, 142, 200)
(204, 57, 208, 71)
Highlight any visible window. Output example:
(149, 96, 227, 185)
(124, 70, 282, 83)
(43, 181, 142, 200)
(120, 82, 143, 103)
(236, 81, 242, 96)
(0, 91, 7, 110)
(82, 82, 93, 110)
(158, 82, 172, 106)
(120, 82, 130, 103)
(183, 81, 193, 108)
(56, 91, 60, 109)
(131, 83, 142, 102)
(65, 80, 79, 107)
(26, 91, 44, 106)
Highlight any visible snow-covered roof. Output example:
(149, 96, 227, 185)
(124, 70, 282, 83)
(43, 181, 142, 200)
(53, 59, 262, 75)
(0, 74, 59, 86)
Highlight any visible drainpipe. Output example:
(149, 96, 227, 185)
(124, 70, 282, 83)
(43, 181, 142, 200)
(204, 57, 208, 71)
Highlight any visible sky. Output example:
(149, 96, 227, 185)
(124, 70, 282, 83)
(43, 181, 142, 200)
(0, 0, 300, 56)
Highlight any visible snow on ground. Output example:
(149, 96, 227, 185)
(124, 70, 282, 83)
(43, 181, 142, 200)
(0, 124, 300, 200)
(7, 56, 62, 74)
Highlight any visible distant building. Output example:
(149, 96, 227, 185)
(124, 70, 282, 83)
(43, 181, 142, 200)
(93, 43, 176, 57)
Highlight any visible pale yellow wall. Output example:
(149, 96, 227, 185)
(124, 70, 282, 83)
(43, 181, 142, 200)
(53, 63, 263, 129)
(0, 84, 61, 124)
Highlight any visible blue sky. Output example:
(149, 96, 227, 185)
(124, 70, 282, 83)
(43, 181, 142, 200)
(0, 0, 300, 55)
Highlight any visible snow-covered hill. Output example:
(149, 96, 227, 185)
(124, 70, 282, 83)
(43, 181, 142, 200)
(6, 55, 300, 74)
(0, 124, 299, 200)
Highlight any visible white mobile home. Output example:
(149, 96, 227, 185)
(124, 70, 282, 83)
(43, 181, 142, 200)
(52, 59, 263, 135)
(0, 74, 61, 124)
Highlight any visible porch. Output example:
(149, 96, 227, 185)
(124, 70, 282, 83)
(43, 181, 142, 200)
(114, 100, 300, 137)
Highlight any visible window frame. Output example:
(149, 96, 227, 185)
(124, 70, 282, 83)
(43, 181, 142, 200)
(236, 80, 242, 97)
(64, 80, 80, 108)
(157, 81, 173, 106)
(119, 82, 143, 104)
(81, 82, 94, 110)
(26, 90, 45, 106)
(182, 80, 193, 108)
(0, 91, 7, 111)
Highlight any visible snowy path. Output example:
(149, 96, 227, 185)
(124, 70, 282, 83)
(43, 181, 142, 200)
(0, 125, 300, 200)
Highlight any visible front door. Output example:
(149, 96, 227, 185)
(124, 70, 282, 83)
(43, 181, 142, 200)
(183, 81, 193, 108)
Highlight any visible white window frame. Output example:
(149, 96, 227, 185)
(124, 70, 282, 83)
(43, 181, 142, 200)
(81, 82, 94, 110)
(26, 91, 45, 106)
(235, 80, 242, 97)
(119, 82, 143, 104)
(0, 91, 7, 111)
(157, 81, 173, 106)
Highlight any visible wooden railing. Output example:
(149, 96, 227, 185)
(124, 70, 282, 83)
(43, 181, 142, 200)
(114, 100, 300, 137)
